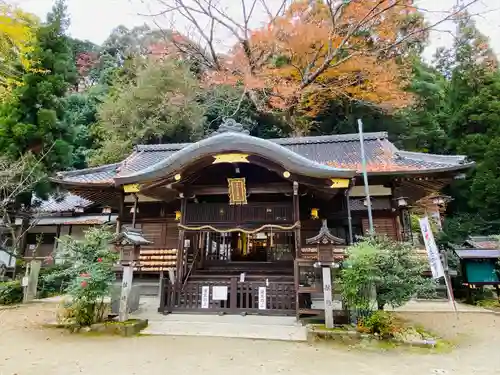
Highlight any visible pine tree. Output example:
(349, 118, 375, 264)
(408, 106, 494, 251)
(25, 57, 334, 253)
(0, 0, 77, 197)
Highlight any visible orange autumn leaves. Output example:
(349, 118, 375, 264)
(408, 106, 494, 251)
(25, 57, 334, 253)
(205, 0, 421, 114)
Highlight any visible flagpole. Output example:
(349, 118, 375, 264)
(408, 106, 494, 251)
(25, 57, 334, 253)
(357, 119, 374, 234)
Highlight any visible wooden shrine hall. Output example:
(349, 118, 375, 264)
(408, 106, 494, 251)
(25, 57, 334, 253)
(52, 119, 474, 317)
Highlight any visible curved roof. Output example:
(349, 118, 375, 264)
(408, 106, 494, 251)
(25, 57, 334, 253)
(54, 125, 474, 187)
(114, 131, 356, 185)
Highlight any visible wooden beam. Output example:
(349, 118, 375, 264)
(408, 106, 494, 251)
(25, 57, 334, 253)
(186, 183, 293, 196)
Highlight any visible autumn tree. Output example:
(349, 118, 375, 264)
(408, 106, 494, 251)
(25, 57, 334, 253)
(0, 3, 38, 99)
(68, 38, 100, 91)
(149, 0, 478, 135)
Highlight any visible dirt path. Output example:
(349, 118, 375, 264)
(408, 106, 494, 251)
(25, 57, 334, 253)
(0, 303, 498, 375)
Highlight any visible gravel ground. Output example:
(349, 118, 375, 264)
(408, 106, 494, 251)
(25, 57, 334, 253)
(0, 303, 499, 375)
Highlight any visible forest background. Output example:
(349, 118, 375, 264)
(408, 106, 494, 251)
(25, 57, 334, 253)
(1, 0, 499, 243)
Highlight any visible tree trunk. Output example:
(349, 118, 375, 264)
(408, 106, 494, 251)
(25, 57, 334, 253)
(377, 300, 385, 311)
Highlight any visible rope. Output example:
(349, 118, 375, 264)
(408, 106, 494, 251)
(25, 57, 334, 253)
(178, 222, 301, 233)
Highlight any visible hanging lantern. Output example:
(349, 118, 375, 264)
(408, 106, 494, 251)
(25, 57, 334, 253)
(175, 211, 181, 221)
(311, 208, 319, 220)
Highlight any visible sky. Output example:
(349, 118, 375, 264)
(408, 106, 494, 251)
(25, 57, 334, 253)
(11, 0, 500, 59)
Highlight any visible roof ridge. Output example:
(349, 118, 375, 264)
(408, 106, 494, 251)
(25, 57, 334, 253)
(56, 163, 120, 178)
(397, 150, 467, 159)
(134, 132, 389, 151)
(271, 132, 388, 145)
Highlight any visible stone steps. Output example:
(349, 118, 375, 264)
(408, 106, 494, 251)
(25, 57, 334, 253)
(141, 314, 307, 341)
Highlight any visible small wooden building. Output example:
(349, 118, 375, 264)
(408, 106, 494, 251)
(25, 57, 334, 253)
(47, 119, 473, 317)
(455, 236, 500, 286)
(19, 194, 117, 262)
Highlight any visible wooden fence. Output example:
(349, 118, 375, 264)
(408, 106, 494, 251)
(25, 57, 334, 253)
(159, 277, 296, 315)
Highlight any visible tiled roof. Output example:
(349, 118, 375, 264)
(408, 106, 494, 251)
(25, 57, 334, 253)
(55, 131, 473, 186)
(33, 193, 93, 213)
(455, 249, 500, 259)
(56, 164, 119, 185)
(349, 197, 392, 211)
(34, 215, 118, 226)
(464, 236, 500, 250)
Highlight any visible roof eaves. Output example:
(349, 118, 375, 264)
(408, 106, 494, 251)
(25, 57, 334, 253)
(395, 151, 469, 165)
(56, 163, 120, 178)
(366, 162, 476, 176)
(49, 177, 115, 187)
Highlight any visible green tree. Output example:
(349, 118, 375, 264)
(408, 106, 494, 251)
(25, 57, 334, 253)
(102, 25, 166, 63)
(64, 85, 108, 169)
(201, 84, 286, 139)
(340, 236, 435, 311)
(0, 0, 77, 197)
(90, 58, 205, 165)
(397, 62, 448, 153)
(396, 13, 500, 241)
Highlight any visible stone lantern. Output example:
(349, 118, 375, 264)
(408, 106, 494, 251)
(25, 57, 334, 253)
(114, 226, 152, 266)
(113, 226, 151, 321)
(305, 219, 345, 328)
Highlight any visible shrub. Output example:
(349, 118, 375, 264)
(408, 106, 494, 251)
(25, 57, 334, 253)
(0, 280, 23, 305)
(340, 236, 436, 312)
(361, 311, 397, 338)
(38, 263, 73, 298)
(50, 226, 118, 326)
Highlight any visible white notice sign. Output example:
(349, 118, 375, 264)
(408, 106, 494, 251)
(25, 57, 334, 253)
(258, 287, 267, 310)
(201, 286, 210, 308)
(212, 286, 228, 301)
(419, 216, 445, 279)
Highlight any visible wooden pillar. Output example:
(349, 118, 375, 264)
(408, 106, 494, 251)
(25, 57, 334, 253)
(175, 196, 187, 283)
(18, 217, 29, 257)
(293, 181, 301, 320)
(293, 181, 301, 254)
(345, 189, 353, 245)
(117, 190, 125, 234)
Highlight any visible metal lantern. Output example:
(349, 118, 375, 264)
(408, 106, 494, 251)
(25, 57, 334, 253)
(394, 196, 408, 208)
(431, 194, 451, 207)
(175, 210, 181, 221)
(102, 206, 112, 214)
(311, 208, 319, 220)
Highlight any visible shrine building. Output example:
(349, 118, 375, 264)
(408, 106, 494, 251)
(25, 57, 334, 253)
(47, 119, 473, 317)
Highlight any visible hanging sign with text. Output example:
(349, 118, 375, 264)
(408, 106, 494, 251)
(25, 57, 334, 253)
(258, 287, 267, 310)
(419, 216, 445, 279)
(201, 286, 210, 308)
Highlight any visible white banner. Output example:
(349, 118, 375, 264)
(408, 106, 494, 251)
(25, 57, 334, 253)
(201, 286, 210, 308)
(258, 287, 267, 310)
(419, 216, 445, 279)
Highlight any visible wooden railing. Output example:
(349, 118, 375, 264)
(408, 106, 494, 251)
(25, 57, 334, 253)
(185, 202, 293, 224)
(159, 277, 296, 315)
